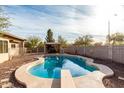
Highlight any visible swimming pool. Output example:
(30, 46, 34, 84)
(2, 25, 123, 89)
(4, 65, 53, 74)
(29, 55, 97, 79)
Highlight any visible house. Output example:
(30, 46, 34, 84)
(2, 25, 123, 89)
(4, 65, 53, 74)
(0, 31, 26, 63)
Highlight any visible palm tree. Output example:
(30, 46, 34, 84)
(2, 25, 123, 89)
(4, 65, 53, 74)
(74, 37, 84, 46)
(25, 36, 43, 52)
(106, 32, 124, 45)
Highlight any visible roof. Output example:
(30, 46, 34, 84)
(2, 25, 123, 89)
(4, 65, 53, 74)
(0, 31, 26, 41)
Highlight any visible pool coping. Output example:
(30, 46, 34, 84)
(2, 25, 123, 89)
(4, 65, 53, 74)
(15, 54, 114, 88)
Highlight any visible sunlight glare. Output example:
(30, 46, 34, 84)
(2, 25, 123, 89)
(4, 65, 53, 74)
(94, 5, 124, 20)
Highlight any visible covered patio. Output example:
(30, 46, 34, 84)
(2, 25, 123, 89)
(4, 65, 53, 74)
(44, 42, 61, 54)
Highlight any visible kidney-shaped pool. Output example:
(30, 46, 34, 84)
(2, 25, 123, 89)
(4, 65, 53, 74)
(29, 55, 98, 79)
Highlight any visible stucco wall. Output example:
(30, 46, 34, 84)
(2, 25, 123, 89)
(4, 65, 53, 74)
(64, 46, 124, 64)
(0, 37, 24, 63)
(0, 53, 9, 63)
(9, 43, 19, 57)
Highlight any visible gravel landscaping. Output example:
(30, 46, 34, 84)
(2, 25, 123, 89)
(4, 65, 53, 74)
(0, 53, 41, 88)
(94, 59, 124, 88)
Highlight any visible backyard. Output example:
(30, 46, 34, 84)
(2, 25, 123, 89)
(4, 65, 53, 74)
(0, 5, 124, 88)
(0, 53, 124, 88)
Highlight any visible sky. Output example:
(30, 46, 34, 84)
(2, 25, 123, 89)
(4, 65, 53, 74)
(2, 5, 124, 43)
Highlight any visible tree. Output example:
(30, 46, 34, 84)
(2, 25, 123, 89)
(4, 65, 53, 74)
(74, 35, 93, 46)
(58, 35, 68, 48)
(74, 37, 84, 46)
(94, 42, 103, 46)
(45, 29, 55, 42)
(25, 36, 43, 50)
(106, 32, 124, 45)
(0, 7, 11, 32)
(83, 35, 93, 46)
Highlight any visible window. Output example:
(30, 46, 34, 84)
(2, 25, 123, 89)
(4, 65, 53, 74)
(4, 41, 8, 53)
(0, 40, 3, 53)
(11, 44, 16, 48)
(0, 40, 8, 53)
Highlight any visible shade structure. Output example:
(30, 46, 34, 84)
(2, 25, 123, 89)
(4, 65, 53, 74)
(44, 42, 61, 54)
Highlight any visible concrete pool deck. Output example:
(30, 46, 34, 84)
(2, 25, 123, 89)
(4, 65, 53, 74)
(15, 57, 60, 88)
(15, 54, 114, 88)
(61, 70, 76, 88)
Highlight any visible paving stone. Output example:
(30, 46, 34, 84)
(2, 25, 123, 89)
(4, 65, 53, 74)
(0, 78, 9, 83)
(4, 71, 12, 74)
(10, 68, 15, 71)
(2, 82, 13, 88)
(118, 76, 124, 80)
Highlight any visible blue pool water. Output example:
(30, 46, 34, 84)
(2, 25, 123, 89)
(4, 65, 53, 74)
(29, 55, 97, 79)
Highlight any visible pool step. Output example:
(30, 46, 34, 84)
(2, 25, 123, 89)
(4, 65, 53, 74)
(61, 70, 76, 88)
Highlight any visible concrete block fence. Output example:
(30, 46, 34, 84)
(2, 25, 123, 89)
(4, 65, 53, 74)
(64, 46, 124, 64)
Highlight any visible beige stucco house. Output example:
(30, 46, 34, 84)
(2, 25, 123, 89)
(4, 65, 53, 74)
(0, 32, 26, 63)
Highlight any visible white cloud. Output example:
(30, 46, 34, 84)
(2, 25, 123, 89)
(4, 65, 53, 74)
(3, 5, 124, 43)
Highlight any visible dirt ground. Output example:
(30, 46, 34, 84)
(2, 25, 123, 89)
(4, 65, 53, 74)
(0, 53, 41, 88)
(0, 53, 124, 88)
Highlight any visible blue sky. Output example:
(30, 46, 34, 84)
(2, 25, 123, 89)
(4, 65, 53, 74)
(3, 5, 124, 43)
